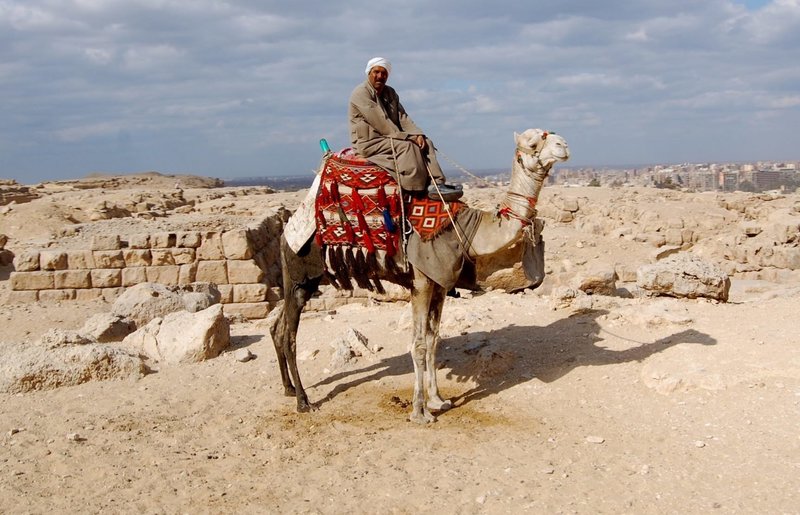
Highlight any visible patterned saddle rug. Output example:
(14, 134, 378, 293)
(314, 149, 463, 292)
(315, 149, 462, 253)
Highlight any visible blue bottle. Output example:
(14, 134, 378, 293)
(319, 139, 331, 153)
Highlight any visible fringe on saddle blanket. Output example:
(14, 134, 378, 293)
(406, 206, 483, 291)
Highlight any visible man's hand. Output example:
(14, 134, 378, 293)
(414, 135, 427, 150)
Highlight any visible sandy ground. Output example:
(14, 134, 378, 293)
(1, 181, 800, 514)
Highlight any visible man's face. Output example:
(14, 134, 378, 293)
(368, 66, 389, 94)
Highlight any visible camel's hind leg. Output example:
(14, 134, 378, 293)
(282, 280, 319, 412)
(425, 285, 452, 412)
(409, 269, 436, 424)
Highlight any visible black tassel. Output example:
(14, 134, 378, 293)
(333, 245, 353, 290)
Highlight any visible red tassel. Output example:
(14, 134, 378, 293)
(355, 212, 375, 253)
(352, 188, 365, 211)
(377, 185, 387, 209)
(330, 182, 340, 203)
(384, 230, 396, 257)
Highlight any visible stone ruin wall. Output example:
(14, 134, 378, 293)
(8, 214, 287, 319)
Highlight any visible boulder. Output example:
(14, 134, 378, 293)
(111, 282, 221, 328)
(81, 313, 137, 343)
(0, 341, 149, 393)
(636, 253, 730, 301)
(123, 304, 230, 364)
(573, 266, 617, 296)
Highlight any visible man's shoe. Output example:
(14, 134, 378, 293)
(428, 183, 463, 202)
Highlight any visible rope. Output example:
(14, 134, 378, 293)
(436, 148, 500, 188)
(390, 138, 411, 271)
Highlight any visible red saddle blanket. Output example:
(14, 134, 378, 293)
(315, 149, 462, 253)
(315, 149, 402, 255)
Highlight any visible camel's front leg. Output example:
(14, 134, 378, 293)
(425, 285, 452, 412)
(410, 271, 436, 424)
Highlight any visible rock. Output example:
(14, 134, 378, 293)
(0, 233, 7, 249)
(234, 348, 255, 362)
(636, 253, 731, 301)
(124, 304, 230, 364)
(112, 282, 220, 328)
(81, 313, 137, 343)
(0, 341, 149, 393)
(328, 327, 376, 369)
(574, 266, 617, 295)
(586, 436, 605, 444)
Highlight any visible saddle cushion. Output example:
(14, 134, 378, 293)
(315, 149, 402, 255)
(406, 196, 465, 241)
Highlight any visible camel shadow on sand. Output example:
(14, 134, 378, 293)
(310, 309, 716, 411)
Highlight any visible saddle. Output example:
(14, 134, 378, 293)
(313, 149, 463, 291)
(315, 149, 463, 253)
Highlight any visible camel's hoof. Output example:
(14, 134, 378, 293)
(427, 399, 453, 412)
(296, 400, 318, 413)
(409, 410, 436, 424)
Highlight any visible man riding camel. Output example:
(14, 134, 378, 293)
(348, 57, 463, 202)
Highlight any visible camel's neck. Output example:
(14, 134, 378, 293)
(468, 156, 552, 257)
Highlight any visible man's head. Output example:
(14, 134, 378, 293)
(365, 57, 391, 94)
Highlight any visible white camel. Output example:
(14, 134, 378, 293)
(270, 128, 570, 423)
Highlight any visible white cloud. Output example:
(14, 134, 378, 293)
(0, 0, 798, 181)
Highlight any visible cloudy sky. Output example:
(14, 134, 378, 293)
(1, 0, 798, 183)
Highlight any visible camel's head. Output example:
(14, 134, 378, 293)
(514, 128, 570, 168)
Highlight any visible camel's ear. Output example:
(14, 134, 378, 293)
(514, 131, 521, 143)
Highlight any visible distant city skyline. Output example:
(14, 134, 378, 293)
(1, 0, 798, 183)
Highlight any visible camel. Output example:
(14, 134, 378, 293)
(269, 128, 570, 423)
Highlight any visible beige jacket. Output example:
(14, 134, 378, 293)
(348, 80, 444, 191)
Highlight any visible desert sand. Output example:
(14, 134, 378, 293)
(1, 173, 799, 514)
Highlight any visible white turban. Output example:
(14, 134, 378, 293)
(365, 57, 391, 75)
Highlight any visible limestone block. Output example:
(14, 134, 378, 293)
(75, 288, 104, 301)
(561, 199, 580, 212)
(197, 233, 224, 260)
(128, 234, 150, 249)
(14, 250, 40, 271)
(233, 283, 267, 303)
(177, 231, 201, 248)
(196, 260, 228, 284)
(221, 229, 254, 260)
(227, 259, 264, 284)
(171, 248, 195, 265)
(122, 267, 148, 287)
(10, 271, 54, 290)
(93, 250, 125, 268)
(67, 250, 95, 269)
(223, 302, 270, 319)
(681, 229, 695, 244)
(217, 284, 234, 304)
(145, 265, 180, 286)
(151, 232, 177, 248)
(39, 250, 68, 271)
(91, 269, 122, 288)
(39, 289, 76, 302)
(123, 249, 152, 267)
(178, 263, 197, 285)
(91, 234, 121, 251)
(54, 270, 92, 289)
(150, 249, 176, 266)
(5, 290, 38, 303)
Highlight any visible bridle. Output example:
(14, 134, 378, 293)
(499, 132, 553, 225)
